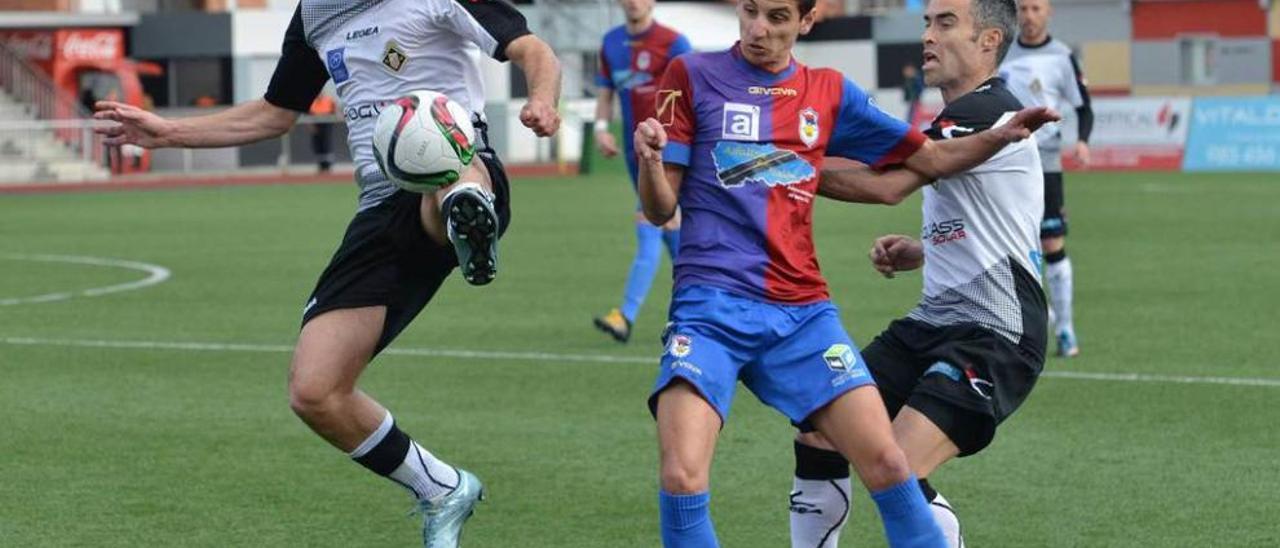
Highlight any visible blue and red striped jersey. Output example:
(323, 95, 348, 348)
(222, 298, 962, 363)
(597, 22, 692, 157)
(659, 44, 926, 304)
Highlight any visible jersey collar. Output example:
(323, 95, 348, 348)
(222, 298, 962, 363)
(1017, 34, 1053, 49)
(627, 20, 657, 39)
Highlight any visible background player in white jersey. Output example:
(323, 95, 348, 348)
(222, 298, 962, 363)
(999, 0, 1093, 357)
(787, 1, 1047, 546)
(93, 1, 560, 545)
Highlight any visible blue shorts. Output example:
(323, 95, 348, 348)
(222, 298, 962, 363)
(648, 285, 876, 426)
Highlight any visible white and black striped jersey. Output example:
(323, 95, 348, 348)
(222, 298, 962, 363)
(263, 0, 530, 210)
(999, 37, 1092, 172)
(907, 78, 1047, 346)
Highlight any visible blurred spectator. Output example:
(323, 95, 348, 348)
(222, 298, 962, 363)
(79, 87, 96, 114)
(902, 63, 924, 125)
(309, 94, 337, 173)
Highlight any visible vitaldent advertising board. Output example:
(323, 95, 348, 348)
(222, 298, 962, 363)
(1184, 96, 1280, 172)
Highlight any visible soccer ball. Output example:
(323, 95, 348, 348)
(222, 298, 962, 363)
(372, 90, 476, 193)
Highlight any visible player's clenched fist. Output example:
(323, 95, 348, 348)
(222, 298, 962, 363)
(869, 234, 924, 279)
(634, 118, 667, 163)
(519, 99, 560, 137)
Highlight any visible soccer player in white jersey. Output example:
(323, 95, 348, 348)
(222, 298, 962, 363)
(786, 1, 1048, 546)
(93, 1, 560, 545)
(999, 0, 1093, 357)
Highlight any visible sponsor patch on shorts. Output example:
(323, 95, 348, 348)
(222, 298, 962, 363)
(823, 343, 857, 371)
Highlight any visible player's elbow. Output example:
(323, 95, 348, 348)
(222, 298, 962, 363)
(642, 205, 674, 226)
(260, 102, 300, 138)
(882, 181, 923, 205)
(878, 190, 907, 206)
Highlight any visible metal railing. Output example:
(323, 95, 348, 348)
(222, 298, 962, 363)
(0, 40, 106, 169)
(0, 119, 114, 183)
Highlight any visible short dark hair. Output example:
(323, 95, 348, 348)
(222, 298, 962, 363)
(972, 0, 1017, 64)
(798, 0, 816, 15)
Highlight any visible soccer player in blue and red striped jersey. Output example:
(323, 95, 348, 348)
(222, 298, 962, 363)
(591, 0, 693, 342)
(632, 0, 1056, 545)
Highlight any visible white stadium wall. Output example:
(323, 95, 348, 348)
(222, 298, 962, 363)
(230, 9, 294, 104)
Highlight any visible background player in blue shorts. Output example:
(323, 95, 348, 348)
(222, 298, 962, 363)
(631, 0, 1056, 545)
(591, 0, 692, 342)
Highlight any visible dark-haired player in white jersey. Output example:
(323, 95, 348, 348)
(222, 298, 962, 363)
(1000, 0, 1093, 357)
(93, 1, 560, 545)
(786, 1, 1047, 546)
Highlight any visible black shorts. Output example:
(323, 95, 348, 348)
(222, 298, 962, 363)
(300, 150, 512, 354)
(1040, 171, 1067, 238)
(863, 319, 1045, 457)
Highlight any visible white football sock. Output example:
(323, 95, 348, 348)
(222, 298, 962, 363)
(349, 412, 459, 502)
(1046, 256, 1074, 333)
(790, 477, 851, 548)
(391, 442, 460, 502)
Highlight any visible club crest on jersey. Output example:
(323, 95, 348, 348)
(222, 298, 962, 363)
(669, 335, 693, 358)
(637, 50, 651, 71)
(382, 40, 408, 73)
(721, 102, 760, 141)
(711, 142, 815, 189)
(326, 48, 350, 84)
(799, 107, 819, 148)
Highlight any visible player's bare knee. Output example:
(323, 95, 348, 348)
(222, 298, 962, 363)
(659, 459, 709, 494)
(856, 445, 912, 491)
(287, 374, 346, 420)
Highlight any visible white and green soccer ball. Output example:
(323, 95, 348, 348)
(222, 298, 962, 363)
(372, 90, 476, 193)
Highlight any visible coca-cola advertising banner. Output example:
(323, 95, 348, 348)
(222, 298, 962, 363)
(0, 29, 123, 65)
(0, 31, 54, 61)
(60, 30, 123, 62)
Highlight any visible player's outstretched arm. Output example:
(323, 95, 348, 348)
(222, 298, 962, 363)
(507, 35, 562, 137)
(635, 118, 682, 225)
(869, 234, 924, 279)
(902, 106, 1059, 179)
(93, 99, 299, 149)
(818, 164, 932, 205)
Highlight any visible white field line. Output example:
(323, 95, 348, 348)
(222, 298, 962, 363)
(3, 336, 1280, 388)
(1, 254, 171, 306)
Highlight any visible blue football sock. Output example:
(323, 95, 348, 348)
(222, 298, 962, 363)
(662, 227, 681, 259)
(659, 490, 719, 548)
(620, 222, 662, 322)
(870, 475, 947, 548)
